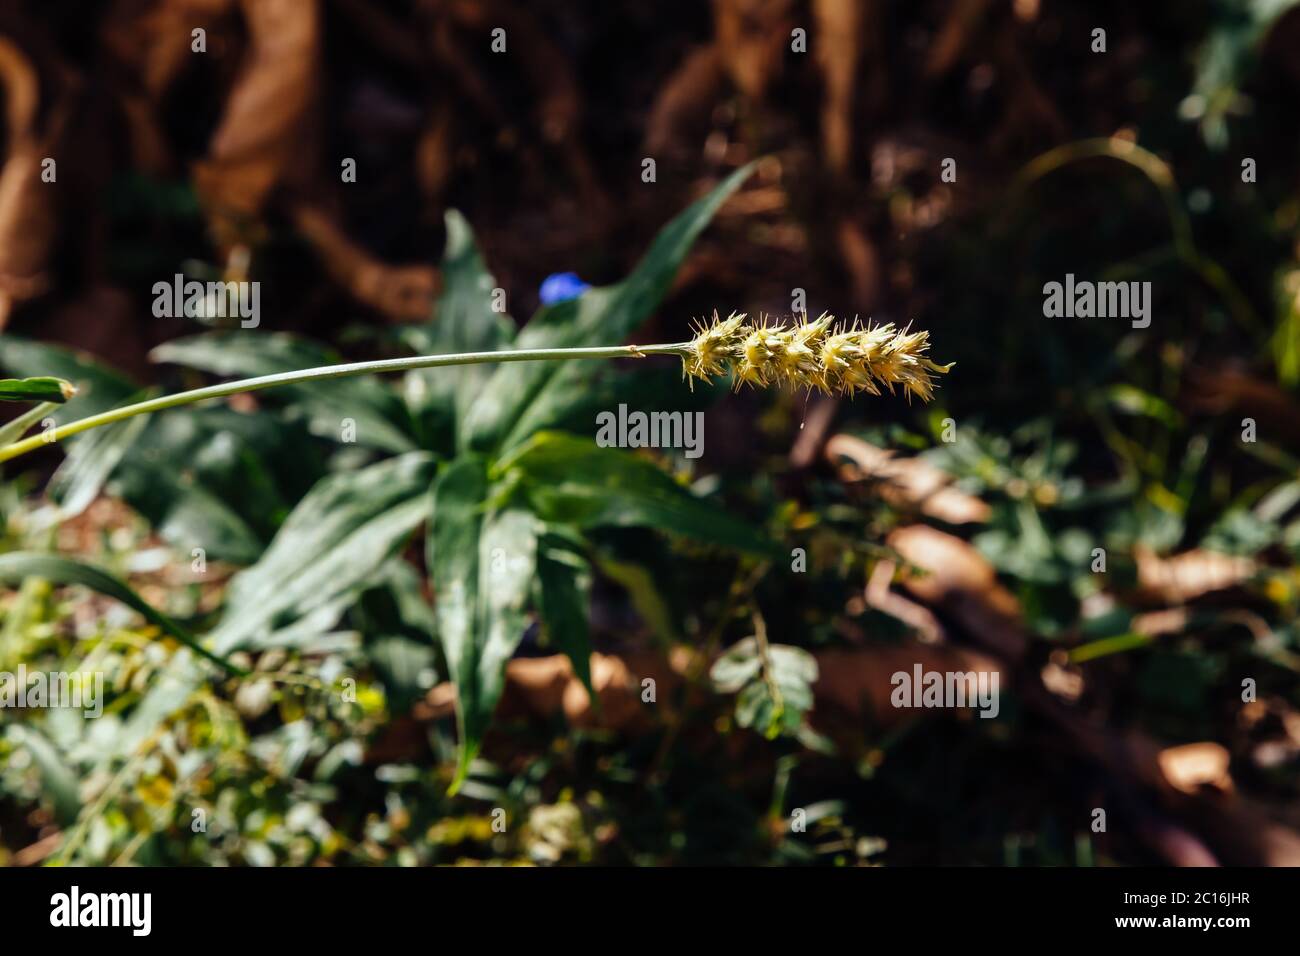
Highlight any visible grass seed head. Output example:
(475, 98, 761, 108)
(683, 312, 951, 401)
(683, 310, 749, 384)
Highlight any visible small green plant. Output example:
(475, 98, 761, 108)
(0, 164, 948, 791)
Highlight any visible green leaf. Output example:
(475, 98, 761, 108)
(591, 548, 681, 644)
(427, 457, 539, 791)
(0, 341, 161, 513)
(6, 725, 81, 825)
(152, 332, 417, 453)
(210, 452, 436, 653)
(1188, 0, 1297, 147)
(354, 562, 440, 712)
(535, 528, 594, 698)
(112, 406, 321, 560)
(147, 479, 267, 564)
(0, 552, 245, 675)
(0, 401, 56, 445)
(47, 400, 152, 518)
(1274, 268, 1300, 386)
(499, 431, 773, 555)
(0, 336, 137, 418)
(511, 363, 727, 441)
(711, 637, 818, 738)
(463, 163, 755, 453)
(403, 211, 516, 447)
(0, 376, 75, 404)
(1103, 384, 1182, 429)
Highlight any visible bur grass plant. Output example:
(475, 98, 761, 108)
(0, 165, 946, 792)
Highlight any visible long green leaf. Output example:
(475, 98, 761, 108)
(48, 401, 152, 518)
(6, 725, 81, 825)
(462, 164, 755, 454)
(404, 211, 516, 447)
(0, 552, 244, 675)
(210, 452, 436, 653)
(0, 341, 158, 517)
(535, 528, 594, 698)
(499, 431, 773, 555)
(355, 562, 440, 713)
(428, 457, 539, 791)
(0, 401, 55, 445)
(112, 405, 318, 561)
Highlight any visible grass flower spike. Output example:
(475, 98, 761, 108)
(682, 311, 951, 400)
(683, 310, 748, 381)
(0, 312, 948, 465)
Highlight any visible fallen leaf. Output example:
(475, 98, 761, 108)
(1158, 742, 1233, 795)
(713, 0, 796, 101)
(291, 204, 440, 322)
(887, 524, 1029, 660)
(0, 36, 67, 325)
(828, 434, 991, 524)
(192, 0, 321, 246)
(811, 644, 1003, 728)
(812, 0, 864, 175)
(1135, 545, 1255, 603)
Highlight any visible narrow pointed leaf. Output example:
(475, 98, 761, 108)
(210, 452, 436, 653)
(0, 401, 55, 445)
(0, 552, 244, 675)
(463, 164, 755, 453)
(5, 726, 81, 825)
(499, 431, 774, 555)
(404, 211, 516, 447)
(0, 376, 75, 404)
(428, 458, 539, 791)
(536, 529, 594, 699)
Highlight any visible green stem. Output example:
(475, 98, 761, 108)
(0, 342, 690, 464)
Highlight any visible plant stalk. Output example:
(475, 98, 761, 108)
(0, 342, 690, 464)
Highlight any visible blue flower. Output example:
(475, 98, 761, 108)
(539, 272, 591, 305)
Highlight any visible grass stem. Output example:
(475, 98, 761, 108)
(0, 342, 689, 464)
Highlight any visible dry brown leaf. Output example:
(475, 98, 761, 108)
(1185, 362, 1300, 445)
(923, 0, 993, 79)
(1158, 742, 1233, 795)
(644, 46, 725, 155)
(834, 218, 881, 310)
(812, 0, 863, 175)
(420, 650, 693, 735)
(1040, 653, 1084, 701)
(1134, 545, 1255, 603)
(0, 36, 66, 325)
(864, 557, 945, 644)
(828, 434, 991, 524)
(712, 0, 796, 101)
(788, 394, 839, 468)
(414, 103, 455, 204)
(811, 644, 1003, 729)
(291, 204, 439, 322)
(103, 0, 240, 172)
(192, 0, 321, 246)
(886, 524, 1030, 660)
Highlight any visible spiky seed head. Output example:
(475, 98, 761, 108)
(684, 311, 748, 384)
(682, 312, 951, 401)
(735, 317, 786, 389)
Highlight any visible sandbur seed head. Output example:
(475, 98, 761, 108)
(682, 312, 951, 401)
(684, 311, 748, 383)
